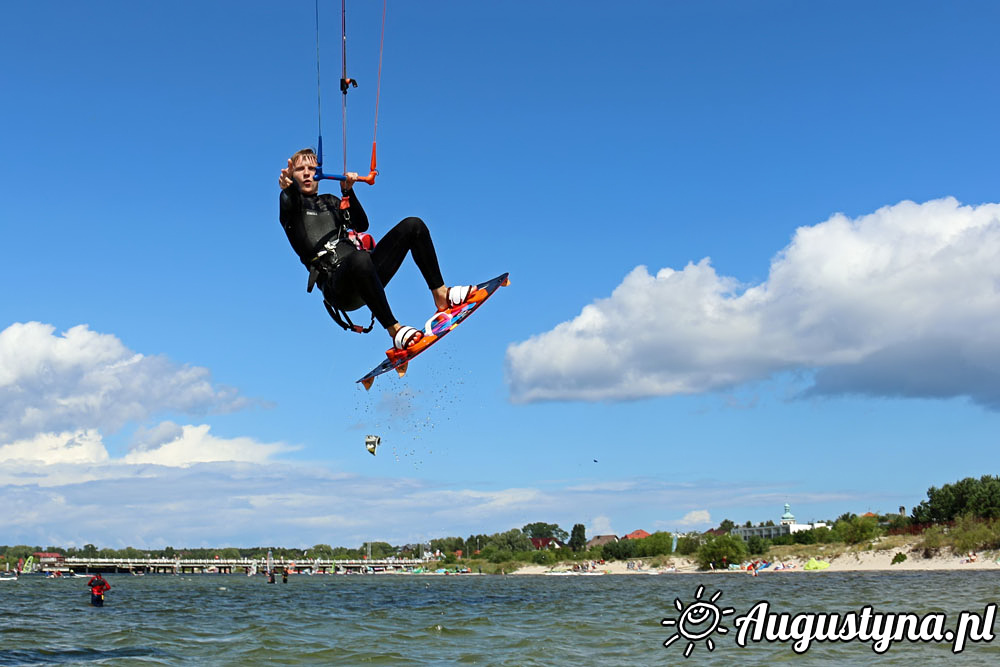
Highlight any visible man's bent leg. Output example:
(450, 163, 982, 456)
(371, 217, 445, 290)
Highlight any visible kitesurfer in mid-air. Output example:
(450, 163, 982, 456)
(279, 149, 472, 350)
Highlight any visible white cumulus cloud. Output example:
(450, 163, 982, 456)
(0, 425, 294, 484)
(506, 197, 1000, 406)
(0, 322, 247, 440)
(588, 515, 614, 536)
(0, 430, 109, 466)
(675, 509, 712, 527)
(121, 424, 295, 467)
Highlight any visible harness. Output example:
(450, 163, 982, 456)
(306, 233, 376, 334)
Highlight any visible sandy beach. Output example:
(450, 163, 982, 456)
(512, 543, 1000, 575)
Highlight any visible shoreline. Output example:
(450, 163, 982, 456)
(511, 547, 1000, 576)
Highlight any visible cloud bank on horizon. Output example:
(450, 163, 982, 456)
(0, 319, 787, 547)
(506, 197, 1000, 406)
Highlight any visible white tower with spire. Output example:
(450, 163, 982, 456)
(780, 503, 796, 526)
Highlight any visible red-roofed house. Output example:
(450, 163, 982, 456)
(33, 552, 64, 565)
(622, 530, 650, 540)
(529, 538, 564, 550)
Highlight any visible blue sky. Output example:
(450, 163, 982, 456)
(3, 0, 999, 549)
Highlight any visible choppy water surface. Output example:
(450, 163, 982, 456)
(2, 571, 999, 665)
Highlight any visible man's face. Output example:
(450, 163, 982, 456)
(290, 155, 319, 195)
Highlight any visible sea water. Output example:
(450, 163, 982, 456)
(1, 571, 998, 665)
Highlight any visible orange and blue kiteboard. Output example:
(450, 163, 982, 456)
(357, 273, 509, 390)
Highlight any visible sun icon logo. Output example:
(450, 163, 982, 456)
(661, 585, 735, 657)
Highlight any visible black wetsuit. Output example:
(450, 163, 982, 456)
(279, 184, 444, 329)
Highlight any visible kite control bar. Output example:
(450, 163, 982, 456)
(314, 135, 378, 185)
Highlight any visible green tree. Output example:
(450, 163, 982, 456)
(365, 542, 394, 559)
(430, 537, 465, 554)
(521, 523, 569, 542)
(310, 544, 334, 558)
(5, 546, 36, 562)
(696, 535, 748, 570)
(949, 515, 997, 553)
(332, 546, 361, 559)
(532, 549, 557, 565)
(488, 529, 533, 553)
(746, 535, 770, 555)
(463, 534, 489, 555)
(568, 524, 587, 552)
(602, 539, 637, 560)
(717, 519, 736, 533)
(885, 514, 911, 532)
(811, 527, 835, 543)
(634, 532, 673, 557)
(675, 536, 701, 555)
(793, 529, 817, 545)
(912, 476, 1000, 523)
(834, 515, 881, 544)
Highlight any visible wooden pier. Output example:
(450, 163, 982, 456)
(49, 556, 426, 575)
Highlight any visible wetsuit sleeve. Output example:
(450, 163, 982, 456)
(344, 188, 369, 233)
(278, 185, 314, 265)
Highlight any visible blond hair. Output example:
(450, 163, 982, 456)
(289, 148, 317, 166)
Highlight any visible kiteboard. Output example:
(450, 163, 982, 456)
(357, 273, 509, 390)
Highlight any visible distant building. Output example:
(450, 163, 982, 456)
(530, 538, 564, 550)
(622, 529, 651, 540)
(33, 552, 64, 566)
(586, 535, 618, 549)
(731, 504, 828, 542)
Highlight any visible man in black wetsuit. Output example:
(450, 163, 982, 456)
(278, 149, 471, 350)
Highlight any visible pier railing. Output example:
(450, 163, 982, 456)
(49, 557, 428, 574)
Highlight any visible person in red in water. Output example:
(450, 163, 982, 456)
(278, 149, 474, 351)
(87, 574, 111, 607)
